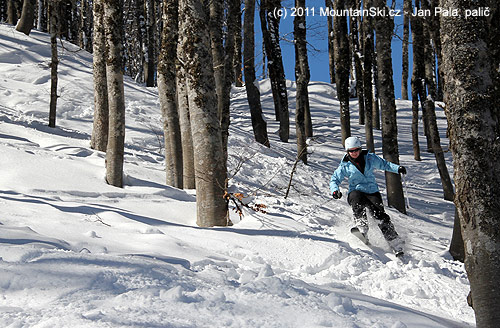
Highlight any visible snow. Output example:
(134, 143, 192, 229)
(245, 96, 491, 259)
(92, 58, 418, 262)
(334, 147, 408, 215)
(0, 24, 474, 327)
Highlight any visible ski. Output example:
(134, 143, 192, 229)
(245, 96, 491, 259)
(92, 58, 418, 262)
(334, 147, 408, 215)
(351, 227, 370, 245)
(394, 250, 405, 259)
(387, 237, 405, 260)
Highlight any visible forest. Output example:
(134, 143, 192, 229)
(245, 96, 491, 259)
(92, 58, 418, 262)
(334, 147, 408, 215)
(1, 0, 499, 326)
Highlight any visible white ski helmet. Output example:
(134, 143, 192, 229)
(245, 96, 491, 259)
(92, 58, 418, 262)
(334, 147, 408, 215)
(344, 136, 361, 151)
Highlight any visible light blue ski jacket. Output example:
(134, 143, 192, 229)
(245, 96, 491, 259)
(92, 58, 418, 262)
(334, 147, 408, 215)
(330, 150, 400, 195)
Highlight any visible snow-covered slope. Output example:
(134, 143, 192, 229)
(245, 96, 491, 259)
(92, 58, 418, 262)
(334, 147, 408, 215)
(0, 24, 474, 327)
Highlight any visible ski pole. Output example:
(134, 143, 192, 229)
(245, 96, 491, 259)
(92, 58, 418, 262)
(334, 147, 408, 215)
(401, 173, 411, 209)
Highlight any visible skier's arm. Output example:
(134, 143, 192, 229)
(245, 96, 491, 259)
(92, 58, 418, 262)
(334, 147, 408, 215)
(371, 153, 400, 173)
(330, 165, 345, 194)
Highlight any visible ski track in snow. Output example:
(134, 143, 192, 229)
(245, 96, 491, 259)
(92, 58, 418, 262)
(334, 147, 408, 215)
(0, 24, 473, 327)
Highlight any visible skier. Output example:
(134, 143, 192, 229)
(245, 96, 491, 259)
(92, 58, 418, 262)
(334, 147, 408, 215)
(330, 136, 407, 255)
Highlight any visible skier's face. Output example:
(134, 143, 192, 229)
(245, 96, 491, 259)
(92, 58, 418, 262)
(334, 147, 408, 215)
(347, 147, 361, 159)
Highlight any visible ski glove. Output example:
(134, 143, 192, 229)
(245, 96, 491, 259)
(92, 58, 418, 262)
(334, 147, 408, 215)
(332, 190, 342, 199)
(398, 166, 407, 175)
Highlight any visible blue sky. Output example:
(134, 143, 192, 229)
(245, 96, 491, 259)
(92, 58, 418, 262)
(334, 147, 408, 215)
(253, 1, 411, 100)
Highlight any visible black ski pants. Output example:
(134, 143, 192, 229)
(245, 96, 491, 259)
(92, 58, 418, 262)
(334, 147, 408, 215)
(347, 190, 398, 241)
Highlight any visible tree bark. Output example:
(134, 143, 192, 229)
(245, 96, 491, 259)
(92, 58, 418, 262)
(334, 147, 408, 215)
(441, 1, 500, 326)
(133, 0, 146, 83)
(176, 55, 196, 189)
(449, 207, 465, 262)
(221, 0, 239, 165)
(350, 0, 364, 125)
(372, 60, 380, 130)
(325, 0, 335, 84)
(7, 0, 19, 25)
(144, 0, 156, 87)
(243, 0, 270, 147)
(260, 0, 289, 142)
(48, 0, 58, 128)
(158, 0, 183, 188)
(90, 0, 109, 152)
(401, 0, 411, 100)
(294, 0, 309, 164)
(422, 0, 454, 201)
(373, 0, 406, 214)
(410, 0, 425, 161)
(233, 3, 243, 87)
(362, 0, 374, 152)
(15, 0, 35, 35)
(333, 0, 350, 144)
(179, 0, 228, 227)
(104, 0, 126, 188)
(209, 0, 225, 122)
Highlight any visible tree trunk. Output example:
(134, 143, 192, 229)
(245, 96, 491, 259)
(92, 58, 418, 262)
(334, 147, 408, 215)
(7, 0, 18, 25)
(144, 0, 156, 87)
(90, 0, 109, 152)
(233, 3, 243, 87)
(362, 0, 374, 152)
(350, 0, 364, 125)
(449, 207, 465, 262)
(104, 0, 126, 188)
(221, 0, 239, 164)
(176, 55, 196, 189)
(422, 0, 454, 201)
(441, 1, 500, 326)
(0, 1, 5, 22)
(373, 0, 406, 214)
(243, 0, 270, 147)
(260, 0, 289, 142)
(209, 0, 225, 122)
(158, 0, 183, 188)
(48, 0, 58, 128)
(424, 99, 455, 201)
(15, 0, 35, 35)
(411, 1, 432, 153)
(133, 0, 146, 83)
(372, 60, 380, 130)
(325, 0, 335, 84)
(333, 0, 350, 144)
(411, 85, 421, 161)
(401, 0, 411, 100)
(427, 0, 444, 101)
(179, 0, 228, 227)
(294, 0, 309, 164)
(410, 0, 425, 161)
